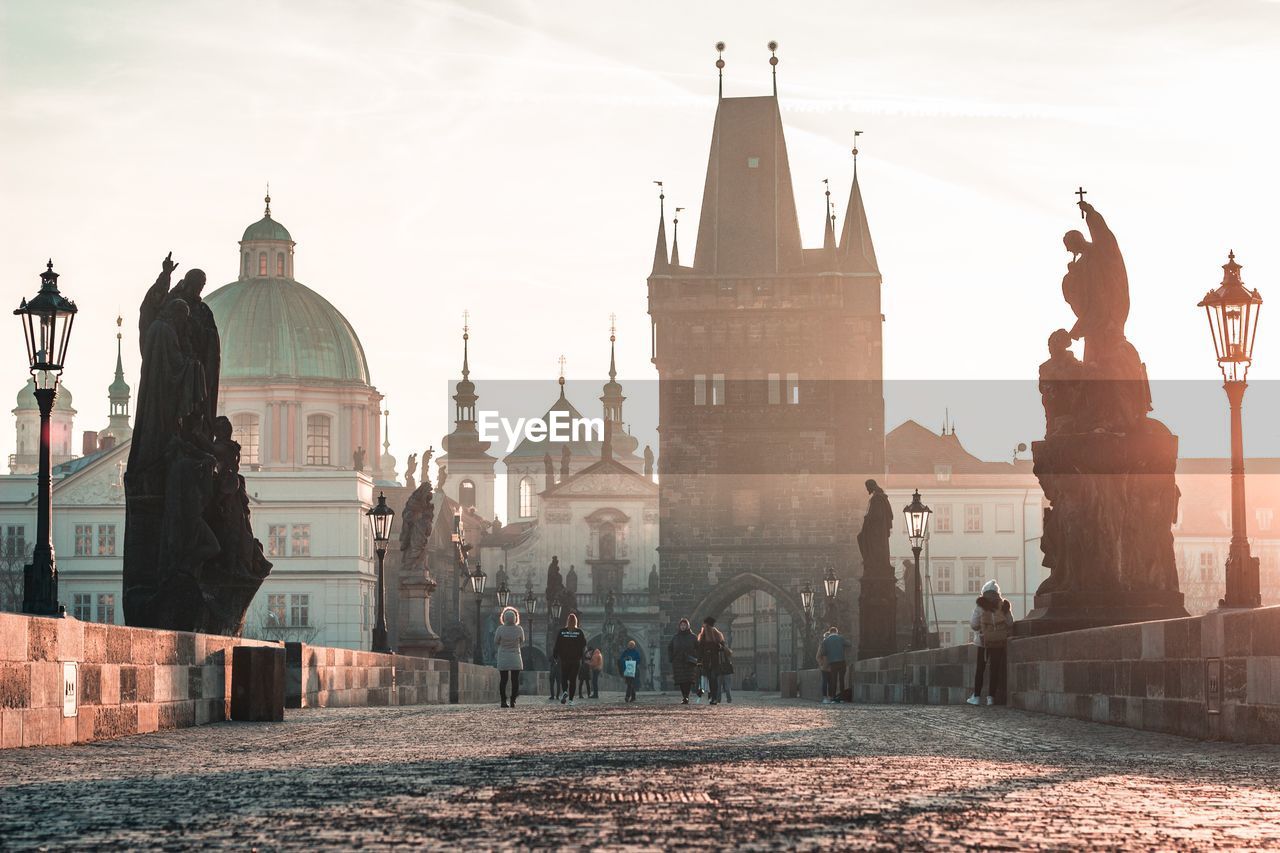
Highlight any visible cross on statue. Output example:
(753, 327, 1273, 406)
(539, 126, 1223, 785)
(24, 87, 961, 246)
(1075, 186, 1088, 218)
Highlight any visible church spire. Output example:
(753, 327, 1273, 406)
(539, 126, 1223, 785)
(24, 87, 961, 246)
(453, 311, 477, 425)
(105, 314, 132, 443)
(715, 41, 725, 99)
(839, 135, 879, 275)
(822, 179, 835, 252)
(600, 316, 636, 460)
(768, 40, 778, 97)
(557, 354, 567, 401)
(650, 182, 669, 274)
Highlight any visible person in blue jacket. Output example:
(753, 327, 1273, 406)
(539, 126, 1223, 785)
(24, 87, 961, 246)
(619, 640, 643, 703)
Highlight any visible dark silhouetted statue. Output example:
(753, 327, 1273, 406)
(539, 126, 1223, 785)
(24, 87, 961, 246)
(404, 452, 418, 490)
(1023, 198, 1185, 634)
(398, 476, 441, 656)
(857, 479, 897, 659)
(124, 254, 271, 635)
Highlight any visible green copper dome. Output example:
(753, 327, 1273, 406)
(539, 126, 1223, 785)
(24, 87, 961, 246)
(14, 377, 74, 411)
(204, 277, 371, 385)
(241, 215, 293, 243)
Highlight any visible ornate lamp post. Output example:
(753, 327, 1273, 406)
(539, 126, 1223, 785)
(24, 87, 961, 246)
(648, 641, 657, 691)
(496, 579, 511, 609)
(820, 565, 839, 628)
(469, 562, 487, 664)
(800, 581, 815, 661)
(365, 492, 395, 653)
(523, 584, 538, 665)
(903, 489, 933, 649)
(1199, 251, 1264, 608)
(15, 260, 76, 617)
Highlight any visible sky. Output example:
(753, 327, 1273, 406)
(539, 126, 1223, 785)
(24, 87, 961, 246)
(3, 0, 1280, 470)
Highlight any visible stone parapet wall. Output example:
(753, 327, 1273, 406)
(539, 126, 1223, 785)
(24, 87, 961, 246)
(1, 612, 278, 749)
(285, 643, 450, 708)
(852, 645, 976, 705)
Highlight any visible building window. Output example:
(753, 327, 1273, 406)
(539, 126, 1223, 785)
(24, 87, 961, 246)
(965, 561, 985, 594)
(1198, 550, 1217, 583)
(933, 560, 953, 594)
(96, 524, 117, 556)
(266, 593, 287, 627)
(785, 373, 800, 405)
(938, 627, 954, 647)
(258, 252, 267, 276)
(768, 373, 781, 405)
(747, 156, 760, 168)
(934, 505, 953, 534)
(276, 253, 285, 276)
(995, 560, 1018, 595)
(1258, 508, 1274, 531)
(232, 413, 261, 466)
(459, 479, 476, 509)
(96, 593, 116, 624)
(306, 415, 331, 465)
(2, 524, 26, 557)
(598, 522, 617, 560)
(935, 464, 952, 483)
(290, 593, 310, 627)
(291, 524, 311, 557)
(72, 593, 92, 621)
(242, 252, 249, 277)
(74, 524, 93, 556)
(964, 504, 983, 533)
(712, 374, 726, 406)
(995, 504, 1015, 533)
(267, 525, 287, 557)
(693, 374, 707, 406)
(519, 477, 535, 518)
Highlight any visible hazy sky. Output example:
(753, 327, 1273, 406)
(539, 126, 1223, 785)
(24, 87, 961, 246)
(3, 0, 1279, 469)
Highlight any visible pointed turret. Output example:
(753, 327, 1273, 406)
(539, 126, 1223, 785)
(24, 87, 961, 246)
(670, 208, 683, 267)
(839, 152, 879, 275)
(600, 317, 639, 461)
(822, 180, 836, 253)
(103, 315, 132, 444)
(650, 185, 669, 274)
(442, 314, 492, 461)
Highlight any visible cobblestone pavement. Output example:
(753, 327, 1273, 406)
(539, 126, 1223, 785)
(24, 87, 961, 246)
(3, 692, 1280, 850)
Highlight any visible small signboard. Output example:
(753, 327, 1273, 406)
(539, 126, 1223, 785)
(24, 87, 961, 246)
(62, 662, 78, 718)
(1205, 657, 1222, 715)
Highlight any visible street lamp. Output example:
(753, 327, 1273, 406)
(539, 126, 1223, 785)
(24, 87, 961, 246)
(496, 579, 511, 609)
(523, 584, 538, 665)
(648, 641, 657, 691)
(470, 562, 487, 664)
(550, 596, 563, 624)
(821, 566, 839, 600)
(903, 489, 933, 649)
(1200, 250, 1264, 608)
(800, 581, 816, 661)
(15, 260, 77, 617)
(365, 492, 395, 653)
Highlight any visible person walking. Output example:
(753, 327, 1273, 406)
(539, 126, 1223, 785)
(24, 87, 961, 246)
(668, 618, 698, 704)
(719, 642, 734, 703)
(619, 640, 642, 703)
(577, 649, 592, 699)
(589, 646, 604, 698)
(697, 616, 728, 705)
(821, 625, 848, 703)
(816, 628, 833, 703)
(981, 595, 1015, 705)
(493, 606, 525, 708)
(968, 580, 1007, 705)
(553, 613, 587, 706)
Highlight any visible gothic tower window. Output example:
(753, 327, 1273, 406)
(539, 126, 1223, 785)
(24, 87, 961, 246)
(306, 414, 331, 465)
(518, 476, 535, 518)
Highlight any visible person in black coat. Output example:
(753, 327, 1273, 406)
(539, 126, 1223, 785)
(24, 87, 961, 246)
(697, 616, 728, 705)
(552, 613, 587, 705)
(668, 618, 698, 704)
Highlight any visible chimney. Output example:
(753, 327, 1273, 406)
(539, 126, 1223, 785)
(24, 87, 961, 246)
(82, 431, 99, 457)
(99, 435, 117, 451)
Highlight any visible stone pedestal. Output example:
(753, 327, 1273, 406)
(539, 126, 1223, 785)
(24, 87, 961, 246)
(1020, 424, 1188, 635)
(858, 573, 898, 660)
(230, 646, 284, 721)
(397, 577, 442, 659)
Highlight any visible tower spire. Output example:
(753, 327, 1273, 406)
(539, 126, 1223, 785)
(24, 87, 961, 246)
(715, 41, 725, 99)
(650, 181, 668, 274)
(768, 40, 778, 97)
(557, 354, 567, 400)
(839, 133, 879, 275)
(264, 182, 272, 218)
(822, 179, 835, 252)
(105, 314, 132, 442)
(671, 207, 683, 267)
(600, 314, 635, 460)
(461, 309, 471, 381)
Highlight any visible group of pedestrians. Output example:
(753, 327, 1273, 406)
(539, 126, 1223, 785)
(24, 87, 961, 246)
(816, 625, 850, 703)
(667, 616, 733, 705)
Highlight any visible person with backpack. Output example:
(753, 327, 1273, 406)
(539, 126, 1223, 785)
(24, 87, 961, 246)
(668, 618, 698, 704)
(619, 640, 643, 702)
(589, 647, 604, 698)
(968, 580, 1012, 705)
(820, 626, 848, 703)
(552, 613, 587, 706)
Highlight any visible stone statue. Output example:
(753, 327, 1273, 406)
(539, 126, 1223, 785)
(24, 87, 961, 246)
(400, 479, 435, 575)
(123, 254, 270, 635)
(435, 461, 447, 491)
(353, 446, 366, 472)
(545, 555, 564, 617)
(564, 563, 579, 614)
(397, 476, 441, 656)
(856, 479, 896, 659)
(560, 444, 571, 482)
(404, 452, 418, 490)
(648, 563, 659, 600)
(496, 563, 509, 590)
(543, 452, 555, 491)
(643, 445, 654, 480)
(1024, 197, 1185, 632)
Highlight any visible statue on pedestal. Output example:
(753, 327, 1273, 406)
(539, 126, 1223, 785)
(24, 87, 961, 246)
(1023, 196, 1186, 634)
(398, 477, 441, 656)
(404, 452, 418, 490)
(123, 254, 271, 635)
(856, 479, 897, 659)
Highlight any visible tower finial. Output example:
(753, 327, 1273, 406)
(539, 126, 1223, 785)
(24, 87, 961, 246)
(608, 313, 618, 381)
(671, 207, 684, 267)
(852, 130, 863, 177)
(822, 178, 835, 252)
(264, 182, 272, 217)
(383, 408, 391, 453)
(651, 181, 669, 273)
(768, 40, 779, 96)
(557, 354, 567, 398)
(715, 41, 726, 99)
(461, 310, 471, 380)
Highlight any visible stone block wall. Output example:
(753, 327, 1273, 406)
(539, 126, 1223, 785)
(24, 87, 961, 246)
(852, 645, 976, 705)
(284, 644, 446, 708)
(0, 611, 278, 749)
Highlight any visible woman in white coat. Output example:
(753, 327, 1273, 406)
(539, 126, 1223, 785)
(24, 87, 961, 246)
(494, 606, 526, 707)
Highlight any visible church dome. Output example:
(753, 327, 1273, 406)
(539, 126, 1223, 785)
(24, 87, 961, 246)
(205, 277, 371, 385)
(241, 215, 292, 243)
(14, 377, 74, 411)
